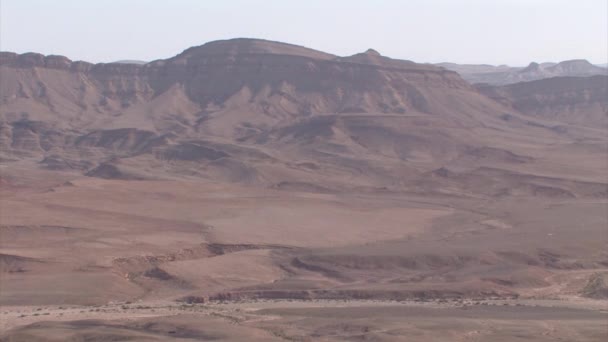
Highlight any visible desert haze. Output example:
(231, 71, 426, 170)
(0, 38, 607, 341)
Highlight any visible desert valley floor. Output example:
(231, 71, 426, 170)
(1, 159, 607, 341)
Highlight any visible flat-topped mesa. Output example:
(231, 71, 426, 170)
(549, 59, 605, 74)
(518, 60, 603, 76)
(439, 58, 606, 85)
(0, 38, 473, 123)
(138, 39, 470, 112)
(157, 39, 451, 75)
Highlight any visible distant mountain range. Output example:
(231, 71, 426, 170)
(0, 38, 606, 188)
(437, 59, 606, 85)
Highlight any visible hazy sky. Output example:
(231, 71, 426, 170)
(1, 0, 606, 66)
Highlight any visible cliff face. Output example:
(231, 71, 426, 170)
(1, 38, 471, 129)
(0, 39, 602, 191)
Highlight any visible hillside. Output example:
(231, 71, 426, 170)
(3, 38, 590, 191)
(1, 40, 607, 326)
(477, 75, 608, 127)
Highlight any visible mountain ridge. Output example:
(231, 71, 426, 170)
(1, 38, 451, 74)
(438, 59, 606, 85)
(0, 38, 605, 192)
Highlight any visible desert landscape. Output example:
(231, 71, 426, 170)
(0, 37, 607, 341)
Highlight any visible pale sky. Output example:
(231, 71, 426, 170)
(1, 0, 606, 66)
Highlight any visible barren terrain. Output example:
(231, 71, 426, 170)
(1, 39, 607, 340)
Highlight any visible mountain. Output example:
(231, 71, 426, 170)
(476, 75, 608, 127)
(0, 38, 604, 192)
(438, 59, 606, 85)
(0, 39, 468, 132)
